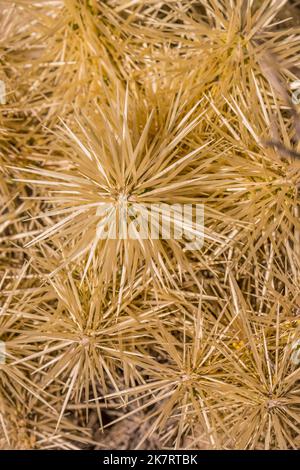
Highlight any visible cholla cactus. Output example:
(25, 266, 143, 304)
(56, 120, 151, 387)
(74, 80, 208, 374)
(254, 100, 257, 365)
(1, 0, 300, 450)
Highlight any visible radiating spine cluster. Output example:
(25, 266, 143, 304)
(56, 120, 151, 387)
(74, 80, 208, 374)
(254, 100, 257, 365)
(0, 0, 300, 450)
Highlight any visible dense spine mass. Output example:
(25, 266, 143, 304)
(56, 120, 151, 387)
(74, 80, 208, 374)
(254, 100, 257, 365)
(0, 0, 300, 450)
